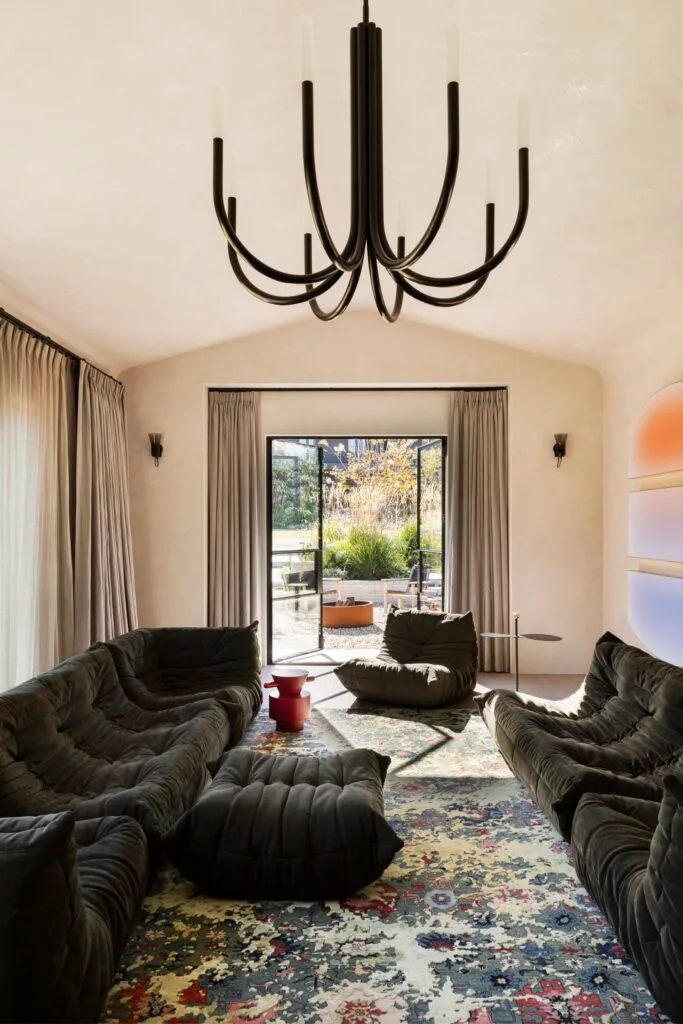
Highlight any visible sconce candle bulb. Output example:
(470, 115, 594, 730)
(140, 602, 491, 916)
(149, 432, 164, 467)
(553, 433, 567, 468)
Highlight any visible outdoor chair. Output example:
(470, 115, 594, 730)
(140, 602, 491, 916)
(383, 578, 418, 611)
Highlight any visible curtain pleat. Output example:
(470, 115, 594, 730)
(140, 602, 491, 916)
(208, 391, 261, 627)
(446, 389, 510, 672)
(74, 363, 138, 648)
(0, 321, 75, 690)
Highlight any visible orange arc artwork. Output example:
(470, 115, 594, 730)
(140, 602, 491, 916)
(630, 380, 683, 478)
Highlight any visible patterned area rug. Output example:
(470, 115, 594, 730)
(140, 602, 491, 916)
(105, 701, 667, 1024)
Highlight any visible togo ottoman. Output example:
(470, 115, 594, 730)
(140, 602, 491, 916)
(164, 747, 404, 901)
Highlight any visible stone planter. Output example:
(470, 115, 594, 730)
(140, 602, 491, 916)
(322, 601, 374, 628)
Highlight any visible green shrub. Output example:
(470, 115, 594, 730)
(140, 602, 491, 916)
(322, 521, 348, 577)
(395, 520, 419, 567)
(323, 521, 346, 545)
(341, 525, 406, 580)
(323, 540, 348, 577)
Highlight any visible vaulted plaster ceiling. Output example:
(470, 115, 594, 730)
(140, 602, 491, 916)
(0, 0, 681, 373)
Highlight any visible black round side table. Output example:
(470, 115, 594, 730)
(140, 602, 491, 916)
(482, 612, 562, 692)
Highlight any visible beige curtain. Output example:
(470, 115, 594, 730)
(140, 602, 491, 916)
(446, 389, 510, 672)
(208, 391, 261, 627)
(74, 363, 137, 648)
(0, 319, 75, 690)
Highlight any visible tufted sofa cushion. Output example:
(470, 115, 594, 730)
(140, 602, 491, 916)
(102, 625, 262, 745)
(337, 608, 478, 707)
(0, 812, 147, 1023)
(164, 747, 404, 901)
(0, 646, 230, 843)
(476, 632, 683, 838)
(572, 779, 683, 1021)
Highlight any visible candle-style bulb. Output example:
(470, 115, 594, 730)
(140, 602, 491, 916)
(518, 95, 530, 149)
(212, 84, 225, 139)
(301, 17, 314, 82)
(446, 10, 459, 82)
(396, 196, 406, 237)
(485, 161, 493, 203)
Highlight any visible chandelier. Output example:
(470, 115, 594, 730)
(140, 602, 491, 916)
(212, 1, 530, 323)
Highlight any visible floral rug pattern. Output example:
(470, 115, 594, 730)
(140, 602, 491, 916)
(105, 701, 667, 1024)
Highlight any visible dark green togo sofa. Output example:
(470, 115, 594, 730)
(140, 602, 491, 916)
(477, 632, 683, 1019)
(0, 624, 262, 1022)
(337, 607, 478, 708)
(102, 624, 263, 745)
(0, 812, 148, 1024)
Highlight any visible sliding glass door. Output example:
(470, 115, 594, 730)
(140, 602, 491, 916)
(267, 439, 323, 663)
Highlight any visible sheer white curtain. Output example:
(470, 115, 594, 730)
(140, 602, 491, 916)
(446, 389, 510, 672)
(0, 319, 75, 691)
(208, 391, 262, 627)
(74, 363, 138, 648)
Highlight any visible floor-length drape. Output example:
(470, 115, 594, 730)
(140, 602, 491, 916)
(208, 391, 262, 628)
(74, 363, 138, 648)
(446, 389, 510, 672)
(0, 320, 75, 690)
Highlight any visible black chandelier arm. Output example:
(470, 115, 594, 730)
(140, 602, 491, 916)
(368, 236, 405, 323)
(390, 203, 495, 307)
(304, 235, 364, 320)
(301, 24, 366, 274)
(367, 24, 460, 272)
(226, 208, 343, 305)
(227, 243, 344, 306)
(213, 142, 339, 286)
(401, 148, 529, 287)
(302, 84, 364, 274)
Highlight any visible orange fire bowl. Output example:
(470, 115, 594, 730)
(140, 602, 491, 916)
(322, 601, 374, 628)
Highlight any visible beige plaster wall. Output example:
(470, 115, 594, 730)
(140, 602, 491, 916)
(121, 313, 603, 673)
(602, 335, 683, 647)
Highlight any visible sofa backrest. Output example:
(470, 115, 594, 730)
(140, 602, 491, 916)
(380, 608, 478, 674)
(0, 812, 88, 1022)
(0, 647, 133, 815)
(587, 632, 683, 724)
(104, 624, 262, 684)
(0, 645, 127, 753)
(100, 628, 161, 679)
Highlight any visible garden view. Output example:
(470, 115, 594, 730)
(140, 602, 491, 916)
(270, 438, 444, 659)
(271, 438, 442, 581)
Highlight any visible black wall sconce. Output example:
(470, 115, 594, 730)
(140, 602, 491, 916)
(149, 432, 163, 467)
(553, 433, 567, 468)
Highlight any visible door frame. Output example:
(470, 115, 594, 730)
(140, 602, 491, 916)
(416, 438, 447, 610)
(266, 435, 448, 664)
(266, 439, 324, 665)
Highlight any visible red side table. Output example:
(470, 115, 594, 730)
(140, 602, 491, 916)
(264, 672, 315, 733)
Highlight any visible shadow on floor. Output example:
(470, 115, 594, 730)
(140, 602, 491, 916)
(346, 699, 474, 733)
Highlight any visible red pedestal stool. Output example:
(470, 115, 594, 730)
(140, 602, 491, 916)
(264, 671, 315, 733)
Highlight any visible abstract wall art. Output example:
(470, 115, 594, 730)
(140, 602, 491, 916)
(628, 380, 683, 667)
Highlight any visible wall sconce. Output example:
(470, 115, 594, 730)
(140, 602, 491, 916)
(148, 432, 163, 467)
(553, 433, 567, 468)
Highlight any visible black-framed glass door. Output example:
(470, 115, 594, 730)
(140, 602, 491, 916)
(267, 439, 324, 663)
(416, 439, 446, 611)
